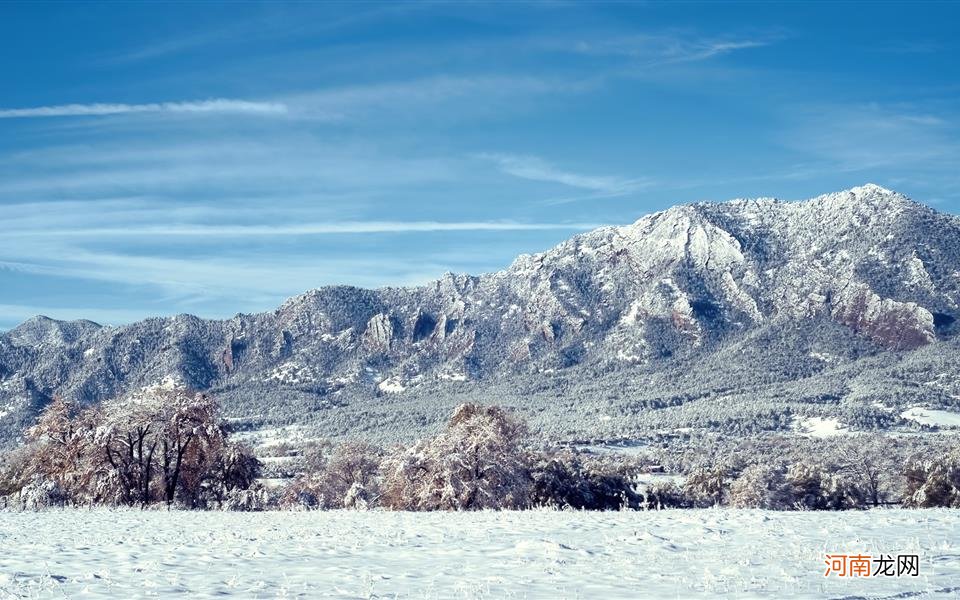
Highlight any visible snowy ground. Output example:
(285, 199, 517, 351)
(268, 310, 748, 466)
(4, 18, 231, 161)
(793, 416, 849, 438)
(1, 509, 958, 599)
(901, 407, 960, 430)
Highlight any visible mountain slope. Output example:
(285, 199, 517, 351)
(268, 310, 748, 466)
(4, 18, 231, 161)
(2, 184, 959, 445)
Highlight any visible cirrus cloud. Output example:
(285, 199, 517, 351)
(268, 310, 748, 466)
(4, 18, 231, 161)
(0, 98, 288, 119)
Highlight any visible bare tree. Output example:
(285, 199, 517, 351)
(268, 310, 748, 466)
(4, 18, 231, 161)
(152, 390, 223, 505)
(840, 438, 896, 507)
(203, 441, 262, 506)
(98, 401, 160, 506)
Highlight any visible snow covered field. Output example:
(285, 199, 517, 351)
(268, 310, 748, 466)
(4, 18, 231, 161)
(1, 509, 958, 599)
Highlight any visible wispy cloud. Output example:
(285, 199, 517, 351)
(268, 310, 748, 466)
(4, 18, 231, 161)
(478, 153, 651, 197)
(284, 75, 587, 122)
(0, 76, 565, 129)
(0, 190, 604, 326)
(107, 3, 423, 64)
(7, 220, 603, 239)
(0, 242, 537, 324)
(0, 139, 459, 197)
(783, 103, 959, 171)
(570, 33, 775, 67)
(0, 250, 456, 297)
(0, 99, 288, 119)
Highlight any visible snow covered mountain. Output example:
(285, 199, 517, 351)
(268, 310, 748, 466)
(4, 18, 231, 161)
(2, 184, 959, 445)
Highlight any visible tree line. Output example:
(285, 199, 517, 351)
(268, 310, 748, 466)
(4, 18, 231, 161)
(2, 387, 959, 511)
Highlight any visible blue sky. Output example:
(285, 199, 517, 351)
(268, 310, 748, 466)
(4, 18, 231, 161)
(1, 1, 958, 330)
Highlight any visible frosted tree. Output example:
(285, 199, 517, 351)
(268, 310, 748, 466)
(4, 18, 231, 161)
(640, 479, 688, 510)
(85, 387, 222, 504)
(529, 450, 645, 510)
(97, 398, 161, 506)
(838, 437, 896, 507)
(786, 462, 861, 510)
(4, 383, 262, 508)
(902, 450, 960, 508)
(152, 389, 223, 505)
(23, 397, 98, 503)
(323, 441, 381, 508)
(682, 466, 728, 507)
(728, 464, 791, 509)
(381, 404, 532, 510)
(281, 440, 381, 509)
(202, 441, 263, 508)
(0, 446, 31, 498)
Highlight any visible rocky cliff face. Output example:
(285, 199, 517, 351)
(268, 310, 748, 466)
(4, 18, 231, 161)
(2, 185, 959, 443)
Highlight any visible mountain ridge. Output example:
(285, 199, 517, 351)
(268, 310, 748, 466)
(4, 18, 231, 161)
(2, 184, 959, 445)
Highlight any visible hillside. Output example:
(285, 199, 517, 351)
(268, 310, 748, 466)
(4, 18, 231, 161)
(2, 184, 959, 446)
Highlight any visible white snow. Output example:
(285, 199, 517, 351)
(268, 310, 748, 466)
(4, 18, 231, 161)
(574, 440, 650, 456)
(808, 351, 835, 363)
(232, 425, 310, 448)
(327, 373, 358, 386)
(793, 416, 848, 437)
(901, 407, 960, 429)
(257, 455, 294, 465)
(0, 509, 957, 598)
(905, 255, 934, 290)
(619, 300, 642, 325)
(142, 376, 182, 393)
(377, 376, 406, 394)
(437, 371, 468, 382)
(0, 393, 24, 420)
(265, 362, 318, 385)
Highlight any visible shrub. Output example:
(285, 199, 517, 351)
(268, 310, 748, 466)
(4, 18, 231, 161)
(200, 442, 262, 508)
(0, 445, 33, 499)
(222, 484, 271, 512)
(8, 477, 69, 510)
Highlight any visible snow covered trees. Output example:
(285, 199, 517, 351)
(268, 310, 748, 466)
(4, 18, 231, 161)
(283, 405, 651, 511)
(86, 387, 229, 506)
(682, 467, 728, 508)
(281, 441, 382, 509)
(529, 451, 643, 510)
(839, 439, 896, 507)
(728, 464, 791, 509)
(204, 441, 264, 506)
(6, 395, 960, 512)
(2, 385, 260, 508)
(902, 451, 960, 508)
(381, 404, 532, 510)
(21, 397, 94, 501)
